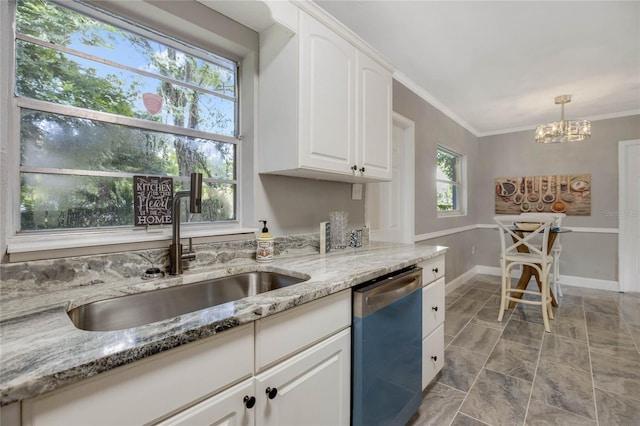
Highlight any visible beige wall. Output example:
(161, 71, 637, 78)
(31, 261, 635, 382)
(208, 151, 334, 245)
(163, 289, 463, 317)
(393, 81, 479, 235)
(254, 175, 365, 237)
(393, 74, 639, 285)
(477, 115, 640, 281)
(392, 80, 478, 281)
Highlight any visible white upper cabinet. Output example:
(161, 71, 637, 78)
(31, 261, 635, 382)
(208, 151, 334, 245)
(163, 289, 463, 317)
(356, 50, 392, 180)
(298, 11, 357, 176)
(259, 7, 393, 182)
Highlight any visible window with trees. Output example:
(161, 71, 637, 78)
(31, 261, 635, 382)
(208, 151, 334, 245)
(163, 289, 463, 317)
(436, 146, 464, 215)
(15, 0, 238, 231)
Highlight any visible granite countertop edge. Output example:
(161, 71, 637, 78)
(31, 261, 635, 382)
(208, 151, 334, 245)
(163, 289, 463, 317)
(0, 242, 446, 406)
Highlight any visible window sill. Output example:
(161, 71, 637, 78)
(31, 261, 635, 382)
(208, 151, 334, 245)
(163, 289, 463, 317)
(7, 225, 257, 263)
(437, 211, 466, 218)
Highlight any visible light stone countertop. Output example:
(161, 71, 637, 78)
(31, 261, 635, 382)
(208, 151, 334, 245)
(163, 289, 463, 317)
(0, 241, 446, 406)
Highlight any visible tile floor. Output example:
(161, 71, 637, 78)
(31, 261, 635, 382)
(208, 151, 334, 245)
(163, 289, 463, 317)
(408, 274, 640, 426)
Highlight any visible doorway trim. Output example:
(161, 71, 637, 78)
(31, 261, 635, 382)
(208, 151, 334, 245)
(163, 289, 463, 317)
(365, 112, 415, 244)
(394, 112, 415, 244)
(618, 139, 640, 292)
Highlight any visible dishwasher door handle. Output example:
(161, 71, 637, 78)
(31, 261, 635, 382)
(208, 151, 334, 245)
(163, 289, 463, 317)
(354, 269, 422, 317)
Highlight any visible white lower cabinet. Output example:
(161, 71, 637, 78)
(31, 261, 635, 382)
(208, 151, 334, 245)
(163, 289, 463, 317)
(22, 323, 255, 426)
(255, 329, 351, 426)
(159, 328, 351, 426)
(21, 291, 352, 426)
(418, 257, 446, 390)
(422, 324, 444, 388)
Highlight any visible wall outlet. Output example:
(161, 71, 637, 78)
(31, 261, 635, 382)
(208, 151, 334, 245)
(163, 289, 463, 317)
(351, 183, 363, 200)
(472, 245, 476, 255)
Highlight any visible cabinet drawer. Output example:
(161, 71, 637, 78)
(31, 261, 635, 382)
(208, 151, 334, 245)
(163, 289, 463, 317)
(422, 277, 445, 338)
(22, 324, 254, 426)
(419, 255, 445, 285)
(422, 324, 444, 390)
(255, 290, 351, 371)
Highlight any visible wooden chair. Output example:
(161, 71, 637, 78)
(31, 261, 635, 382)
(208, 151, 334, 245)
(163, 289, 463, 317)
(521, 212, 566, 298)
(494, 215, 557, 332)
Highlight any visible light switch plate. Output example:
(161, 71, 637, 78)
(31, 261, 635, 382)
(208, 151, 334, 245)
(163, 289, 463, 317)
(351, 183, 363, 200)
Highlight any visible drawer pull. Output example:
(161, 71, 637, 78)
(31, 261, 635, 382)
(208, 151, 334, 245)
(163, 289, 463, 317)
(243, 395, 256, 409)
(432, 267, 439, 274)
(431, 355, 438, 362)
(432, 306, 438, 312)
(266, 387, 278, 399)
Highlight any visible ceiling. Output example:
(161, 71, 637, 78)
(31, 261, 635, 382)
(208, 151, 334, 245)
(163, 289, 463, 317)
(314, 1, 640, 136)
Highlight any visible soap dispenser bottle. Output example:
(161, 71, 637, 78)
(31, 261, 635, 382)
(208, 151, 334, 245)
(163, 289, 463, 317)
(256, 220, 274, 263)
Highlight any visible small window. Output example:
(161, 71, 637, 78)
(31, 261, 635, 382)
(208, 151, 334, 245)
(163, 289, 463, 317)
(14, 0, 239, 231)
(436, 147, 464, 215)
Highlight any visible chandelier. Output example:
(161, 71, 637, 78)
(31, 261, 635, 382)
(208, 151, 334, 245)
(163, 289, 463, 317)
(535, 95, 591, 143)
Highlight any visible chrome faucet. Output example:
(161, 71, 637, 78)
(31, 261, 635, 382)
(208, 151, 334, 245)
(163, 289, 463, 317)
(168, 172, 203, 275)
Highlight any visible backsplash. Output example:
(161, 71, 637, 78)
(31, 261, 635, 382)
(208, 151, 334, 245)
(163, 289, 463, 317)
(0, 233, 319, 294)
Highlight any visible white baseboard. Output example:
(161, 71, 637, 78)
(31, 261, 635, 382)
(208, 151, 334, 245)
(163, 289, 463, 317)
(559, 276, 619, 292)
(444, 268, 478, 295)
(463, 265, 619, 293)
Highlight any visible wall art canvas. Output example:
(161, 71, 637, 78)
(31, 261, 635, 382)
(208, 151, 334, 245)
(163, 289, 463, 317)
(495, 174, 591, 216)
(134, 175, 173, 226)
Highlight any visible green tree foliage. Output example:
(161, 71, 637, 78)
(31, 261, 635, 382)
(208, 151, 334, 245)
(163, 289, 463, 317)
(16, 0, 235, 230)
(437, 150, 457, 211)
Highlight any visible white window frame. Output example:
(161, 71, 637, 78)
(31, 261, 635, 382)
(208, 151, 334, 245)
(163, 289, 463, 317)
(436, 145, 466, 218)
(1, 0, 258, 262)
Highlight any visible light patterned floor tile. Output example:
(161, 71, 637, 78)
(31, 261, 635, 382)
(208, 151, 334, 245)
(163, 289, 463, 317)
(587, 324, 640, 363)
(594, 386, 640, 425)
(590, 351, 640, 401)
(450, 323, 501, 356)
(451, 413, 490, 426)
(407, 382, 465, 426)
(437, 346, 487, 392)
(530, 360, 596, 420)
(500, 318, 544, 348)
(484, 339, 539, 382)
(459, 368, 532, 426)
(540, 333, 590, 373)
(525, 399, 596, 425)
(432, 275, 640, 426)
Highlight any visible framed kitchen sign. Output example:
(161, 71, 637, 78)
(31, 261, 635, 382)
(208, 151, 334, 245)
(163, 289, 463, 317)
(134, 175, 173, 226)
(495, 174, 591, 216)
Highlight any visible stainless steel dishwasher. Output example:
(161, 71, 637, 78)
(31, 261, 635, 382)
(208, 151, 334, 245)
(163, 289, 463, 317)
(352, 266, 423, 426)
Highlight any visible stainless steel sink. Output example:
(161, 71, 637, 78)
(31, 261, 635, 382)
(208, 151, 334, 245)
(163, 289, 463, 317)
(68, 271, 308, 331)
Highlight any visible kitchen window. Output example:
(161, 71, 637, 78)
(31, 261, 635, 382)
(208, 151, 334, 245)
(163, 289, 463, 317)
(436, 146, 465, 216)
(14, 0, 239, 232)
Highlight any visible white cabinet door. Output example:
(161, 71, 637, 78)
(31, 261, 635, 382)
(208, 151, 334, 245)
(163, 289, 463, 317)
(356, 51, 392, 180)
(422, 324, 445, 389)
(422, 277, 446, 337)
(299, 11, 356, 176)
(155, 378, 255, 426)
(255, 328, 351, 426)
